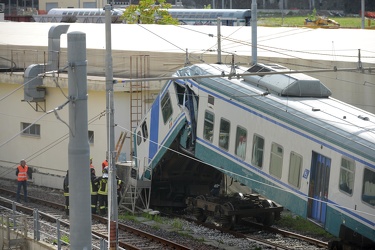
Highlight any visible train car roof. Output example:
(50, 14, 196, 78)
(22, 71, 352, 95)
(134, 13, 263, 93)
(243, 63, 332, 97)
(167, 8, 251, 18)
(47, 8, 124, 15)
(177, 63, 375, 162)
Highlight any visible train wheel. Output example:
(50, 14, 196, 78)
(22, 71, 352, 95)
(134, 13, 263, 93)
(193, 195, 207, 222)
(256, 200, 275, 226)
(220, 202, 236, 230)
(261, 212, 275, 226)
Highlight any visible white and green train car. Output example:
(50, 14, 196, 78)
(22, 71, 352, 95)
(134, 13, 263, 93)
(133, 63, 375, 249)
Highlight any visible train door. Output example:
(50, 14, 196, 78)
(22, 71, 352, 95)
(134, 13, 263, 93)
(307, 152, 331, 225)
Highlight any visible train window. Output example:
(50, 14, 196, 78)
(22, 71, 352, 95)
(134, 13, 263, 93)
(141, 121, 148, 142)
(362, 168, 375, 206)
(219, 118, 230, 150)
(208, 95, 214, 105)
(137, 131, 142, 146)
(235, 126, 247, 160)
(251, 134, 264, 167)
(21, 122, 40, 137)
(161, 91, 173, 124)
(203, 111, 214, 142)
(288, 152, 302, 188)
(339, 157, 355, 195)
(174, 83, 185, 105)
(269, 143, 283, 178)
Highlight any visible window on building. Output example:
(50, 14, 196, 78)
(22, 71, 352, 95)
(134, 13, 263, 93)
(203, 111, 214, 142)
(251, 134, 264, 167)
(288, 152, 302, 188)
(161, 91, 173, 124)
(339, 157, 355, 195)
(270, 143, 283, 178)
(235, 126, 247, 159)
(88, 130, 94, 144)
(219, 118, 230, 150)
(21, 122, 40, 137)
(362, 168, 375, 206)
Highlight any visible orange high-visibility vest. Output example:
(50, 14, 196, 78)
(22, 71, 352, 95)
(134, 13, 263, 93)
(17, 165, 28, 181)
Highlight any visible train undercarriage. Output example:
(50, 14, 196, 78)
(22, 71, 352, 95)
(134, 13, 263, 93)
(148, 138, 283, 228)
(186, 193, 283, 229)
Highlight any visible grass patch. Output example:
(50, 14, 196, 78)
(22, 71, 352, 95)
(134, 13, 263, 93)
(142, 212, 163, 223)
(258, 16, 372, 29)
(275, 213, 334, 239)
(118, 212, 138, 222)
(53, 234, 70, 245)
(171, 218, 183, 230)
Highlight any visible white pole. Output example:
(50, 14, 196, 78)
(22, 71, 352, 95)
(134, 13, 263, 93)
(105, 4, 118, 250)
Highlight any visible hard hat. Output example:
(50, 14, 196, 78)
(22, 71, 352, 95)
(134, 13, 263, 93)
(102, 173, 109, 178)
(214, 184, 220, 188)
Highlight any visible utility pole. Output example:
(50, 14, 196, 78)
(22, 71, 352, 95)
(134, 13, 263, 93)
(217, 17, 221, 64)
(67, 31, 92, 249)
(361, 0, 365, 29)
(251, 0, 257, 65)
(105, 4, 118, 250)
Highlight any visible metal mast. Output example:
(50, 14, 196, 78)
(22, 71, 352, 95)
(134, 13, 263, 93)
(105, 4, 118, 249)
(251, 0, 257, 65)
(67, 31, 92, 249)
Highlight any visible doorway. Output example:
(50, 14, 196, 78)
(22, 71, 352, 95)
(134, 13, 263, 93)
(307, 151, 331, 225)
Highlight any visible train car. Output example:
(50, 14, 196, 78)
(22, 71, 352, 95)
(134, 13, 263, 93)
(33, 8, 250, 26)
(32, 8, 124, 23)
(167, 9, 251, 26)
(133, 62, 375, 249)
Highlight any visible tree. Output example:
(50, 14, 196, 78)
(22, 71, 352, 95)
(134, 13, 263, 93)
(122, 0, 179, 24)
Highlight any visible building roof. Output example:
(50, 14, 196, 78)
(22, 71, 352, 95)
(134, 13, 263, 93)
(0, 22, 374, 64)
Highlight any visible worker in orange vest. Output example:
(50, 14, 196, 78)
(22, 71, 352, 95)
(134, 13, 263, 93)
(16, 159, 29, 203)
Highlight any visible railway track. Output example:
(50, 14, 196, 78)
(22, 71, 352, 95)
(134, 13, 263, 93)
(0, 186, 329, 249)
(170, 211, 329, 250)
(0, 188, 192, 250)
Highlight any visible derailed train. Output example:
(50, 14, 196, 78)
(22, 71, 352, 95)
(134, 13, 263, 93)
(133, 62, 375, 249)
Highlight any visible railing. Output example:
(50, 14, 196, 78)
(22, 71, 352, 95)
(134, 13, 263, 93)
(0, 199, 123, 250)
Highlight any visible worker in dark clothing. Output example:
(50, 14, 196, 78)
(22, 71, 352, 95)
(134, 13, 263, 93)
(63, 170, 69, 215)
(210, 184, 220, 197)
(117, 177, 124, 205)
(90, 168, 99, 214)
(97, 167, 109, 216)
